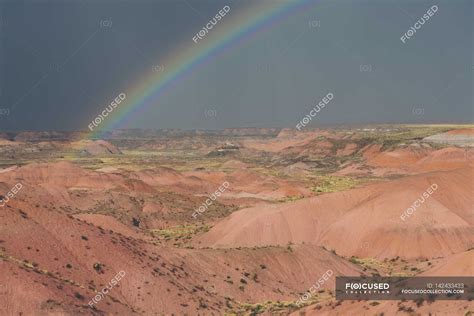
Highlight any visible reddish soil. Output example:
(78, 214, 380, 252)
(0, 127, 472, 315)
(196, 167, 473, 259)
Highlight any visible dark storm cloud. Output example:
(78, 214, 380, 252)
(0, 0, 472, 131)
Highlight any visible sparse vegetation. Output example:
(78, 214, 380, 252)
(311, 175, 363, 194)
(149, 224, 211, 247)
(74, 292, 85, 300)
(93, 262, 104, 273)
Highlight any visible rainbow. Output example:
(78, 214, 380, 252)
(88, 0, 314, 139)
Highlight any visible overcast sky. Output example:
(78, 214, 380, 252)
(0, 0, 472, 131)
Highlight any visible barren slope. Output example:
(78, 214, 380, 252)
(196, 167, 473, 259)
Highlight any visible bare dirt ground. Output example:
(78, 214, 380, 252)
(0, 125, 472, 315)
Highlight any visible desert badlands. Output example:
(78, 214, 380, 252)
(0, 125, 472, 315)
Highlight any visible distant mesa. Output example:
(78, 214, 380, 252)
(0, 133, 17, 146)
(276, 128, 317, 138)
(423, 128, 474, 147)
(13, 131, 86, 142)
(276, 128, 296, 138)
(76, 140, 122, 156)
(221, 159, 248, 169)
(206, 141, 240, 157)
(95, 128, 281, 139)
(221, 128, 280, 136)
